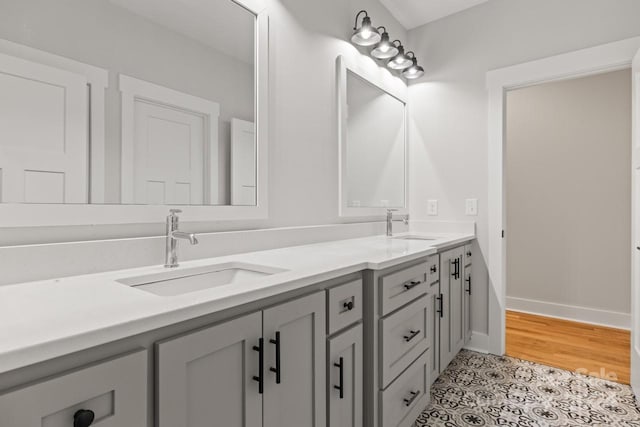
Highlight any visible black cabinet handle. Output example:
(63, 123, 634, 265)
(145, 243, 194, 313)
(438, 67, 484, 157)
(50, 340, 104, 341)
(253, 338, 264, 394)
(403, 390, 420, 407)
(73, 410, 95, 427)
(437, 294, 443, 318)
(343, 300, 354, 311)
(403, 329, 421, 342)
(269, 331, 281, 384)
(451, 259, 460, 279)
(465, 276, 472, 295)
(430, 265, 437, 273)
(334, 357, 344, 399)
(404, 280, 422, 291)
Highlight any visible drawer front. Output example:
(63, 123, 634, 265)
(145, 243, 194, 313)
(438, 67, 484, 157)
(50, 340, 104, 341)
(379, 295, 430, 387)
(464, 244, 473, 267)
(0, 350, 147, 427)
(328, 279, 363, 335)
(379, 261, 428, 316)
(426, 254, 439, 285)
(379, 350, 430, 427)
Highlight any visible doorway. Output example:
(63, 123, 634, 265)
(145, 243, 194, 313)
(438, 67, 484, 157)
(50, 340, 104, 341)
(503, 69, 631, 383)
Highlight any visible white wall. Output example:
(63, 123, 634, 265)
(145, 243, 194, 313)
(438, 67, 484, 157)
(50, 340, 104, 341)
(407, 0, 640, 337)
(506, 69, 631, 322)
(0, 0, 407, 246)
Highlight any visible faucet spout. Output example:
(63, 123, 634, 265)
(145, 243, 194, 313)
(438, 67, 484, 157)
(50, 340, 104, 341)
(171, 231, 199, 245)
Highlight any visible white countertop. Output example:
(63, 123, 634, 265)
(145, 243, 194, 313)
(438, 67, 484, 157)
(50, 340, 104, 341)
(0, 232, 474, 374)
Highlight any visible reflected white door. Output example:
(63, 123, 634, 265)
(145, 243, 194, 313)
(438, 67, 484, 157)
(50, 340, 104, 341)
(0, 52, 88, 203)
(632, 48, 640, 395)
(230, 118, 256, 206)
(133, 100, 205, 205)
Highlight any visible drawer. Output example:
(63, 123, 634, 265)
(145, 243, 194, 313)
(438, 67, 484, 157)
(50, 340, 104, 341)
(379, 261, 428, 316)
(379, 295, 430, 387)
(0, 350, 147, 427)
(327, 279, 363, 335)
(379, 350, 430, 427)
(426, 254, 439, 285)
(464, 243, 473, 266)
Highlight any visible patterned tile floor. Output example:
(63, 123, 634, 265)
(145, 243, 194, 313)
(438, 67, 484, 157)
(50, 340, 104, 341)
(415, 350, 640, 426)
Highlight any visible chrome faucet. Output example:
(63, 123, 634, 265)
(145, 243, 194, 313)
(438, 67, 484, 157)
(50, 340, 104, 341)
(165, 209, 199, 268)
(386, 209, 409, 237)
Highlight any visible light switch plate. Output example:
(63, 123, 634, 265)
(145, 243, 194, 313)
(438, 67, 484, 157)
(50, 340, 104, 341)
(427, 200, 438, 216)
(465, 198, 478, 216)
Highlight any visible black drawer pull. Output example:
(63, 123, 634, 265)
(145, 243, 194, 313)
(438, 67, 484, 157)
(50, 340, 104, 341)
(73, 409, 95, 427)
(430, 265, 437, 273)
(465, 276, 472, 295)
(403, 390, 420, 407)
(334, 357, 344, 399)
(437, 294, 443, 318)
(269, 331, 281, 384)
(343, 300, 354, 311)
(404, 280, 422, 291)
(252, 338, 264, 394)
(403, 329, 421, 342)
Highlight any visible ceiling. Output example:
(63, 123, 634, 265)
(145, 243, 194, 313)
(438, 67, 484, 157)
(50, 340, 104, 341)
(378, 0, 489, 29)
(108, 0, 255, 65)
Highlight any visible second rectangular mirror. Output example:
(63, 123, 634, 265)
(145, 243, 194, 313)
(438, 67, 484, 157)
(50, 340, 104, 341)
(337, 55, 408, 217)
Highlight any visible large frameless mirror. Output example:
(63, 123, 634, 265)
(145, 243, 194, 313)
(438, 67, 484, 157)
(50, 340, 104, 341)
(0, 0, 260, 208)
(337, 55, 408, 217)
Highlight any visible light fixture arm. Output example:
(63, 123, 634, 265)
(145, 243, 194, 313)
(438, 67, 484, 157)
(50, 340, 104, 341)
(392, 40, 402, 48)
(406, 51, 416, 59)
(377, 26, 387, 33)
(353, 10, 368, 30)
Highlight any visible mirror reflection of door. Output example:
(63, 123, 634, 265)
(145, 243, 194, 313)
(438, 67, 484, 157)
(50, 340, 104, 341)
(0, 53, 89, 204)
(133, 100, 206, 206)
(231, 118, 256, 206)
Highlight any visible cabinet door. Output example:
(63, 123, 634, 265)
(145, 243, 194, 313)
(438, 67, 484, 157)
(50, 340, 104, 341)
(263, 292, 326, 427)
(328, 324, 363, 427)
(464, 263, 472, 343)
(156, 312, 262, 427)
(439, 247, 465, 372)
(428, 283, 440, 384)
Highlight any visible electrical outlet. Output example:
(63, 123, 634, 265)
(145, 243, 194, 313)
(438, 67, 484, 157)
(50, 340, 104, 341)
(427, 200, 438, 216)
(465, 199, 478, 216)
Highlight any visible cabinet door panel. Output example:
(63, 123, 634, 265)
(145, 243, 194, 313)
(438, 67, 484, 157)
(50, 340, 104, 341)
(428, 283, 440, 384)
(156, 312, 262, 427)
(439, 247, 465, 372)
(464, 264, 472, 343)
(263, 292, 326, 427)
(328, 324, 363, 427)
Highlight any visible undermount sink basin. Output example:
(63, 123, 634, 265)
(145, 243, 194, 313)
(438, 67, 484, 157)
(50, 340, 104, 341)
(393, 235, 438, 241)
(117, 262, 287, 296)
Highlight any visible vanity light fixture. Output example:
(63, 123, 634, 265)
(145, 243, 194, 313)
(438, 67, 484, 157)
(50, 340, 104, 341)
(387, 44, 412, 70)
(351, 10, 381, 46)
(371, 29, 399, 59)
(349, 11, 425, 80)
(402, 53, 425, 79)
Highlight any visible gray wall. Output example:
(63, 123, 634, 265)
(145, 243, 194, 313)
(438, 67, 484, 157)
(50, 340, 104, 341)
(407, 0, 640, 335)
(506, 69, 631, 315)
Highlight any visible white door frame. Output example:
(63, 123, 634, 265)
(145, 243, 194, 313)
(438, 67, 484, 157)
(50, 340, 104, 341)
(486, 36, 640, 357)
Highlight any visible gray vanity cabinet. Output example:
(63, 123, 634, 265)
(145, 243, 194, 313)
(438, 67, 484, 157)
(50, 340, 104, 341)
(439, 246, 465, 373)
(263, 291, 326, 427)
(156, 311, 263, 427)
(156, 291, 326, 427)
(464, 244, 473, 342)
(328, 324, 363, 427)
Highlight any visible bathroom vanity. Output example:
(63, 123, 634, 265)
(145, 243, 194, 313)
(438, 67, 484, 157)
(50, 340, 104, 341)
(0, 233, 474, 427)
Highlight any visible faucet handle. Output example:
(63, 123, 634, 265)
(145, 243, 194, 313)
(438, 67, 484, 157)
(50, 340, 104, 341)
(169, 209, 182, 215)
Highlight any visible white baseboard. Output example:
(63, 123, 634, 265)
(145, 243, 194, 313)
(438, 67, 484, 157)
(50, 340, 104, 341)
(506, 296, 630, 330)
(464, 332, 489, 354)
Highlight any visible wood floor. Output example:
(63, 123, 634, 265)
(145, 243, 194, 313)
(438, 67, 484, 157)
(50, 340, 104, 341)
(505, 310, 630, 384)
